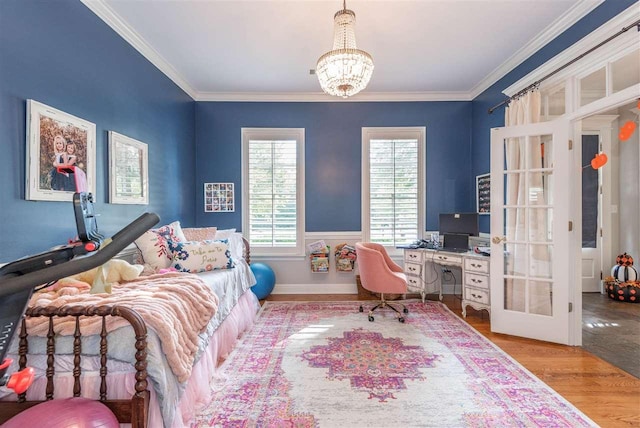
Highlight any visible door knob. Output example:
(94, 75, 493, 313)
(491, 236, 507, 244)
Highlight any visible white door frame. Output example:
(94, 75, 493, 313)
(566, 84, 639, 345)
(581, 115, 618, 293)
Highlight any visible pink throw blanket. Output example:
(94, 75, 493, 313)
(28, 272, 219, 383)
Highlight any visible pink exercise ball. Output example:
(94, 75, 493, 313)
(3, 397, 118, 428)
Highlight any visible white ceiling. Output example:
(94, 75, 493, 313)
(83, 0, 603, 101)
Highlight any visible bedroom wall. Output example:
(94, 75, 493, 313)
(194, 101, 474, 233)
(0, 0, 196, 262)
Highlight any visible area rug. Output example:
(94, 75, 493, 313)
(191, 301, 597, 427)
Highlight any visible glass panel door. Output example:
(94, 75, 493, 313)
(490, 119, 571, 344)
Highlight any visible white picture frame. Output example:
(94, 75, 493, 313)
(476, 173, 490, 215)
(204, 182, 234, 212)
(108, 131, 149, 205)
(26, 100, 96, 201)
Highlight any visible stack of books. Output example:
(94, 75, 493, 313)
(308, 240, 330, 273)
(335, 243, 357, 272)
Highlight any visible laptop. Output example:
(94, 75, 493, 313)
(442, 233, 469, 253)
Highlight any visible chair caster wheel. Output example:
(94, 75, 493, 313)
(368, 316, 374, 322)
(398, 317, 405, 323)
(403, 308, 409, 314)
(359, 306, 364, 313)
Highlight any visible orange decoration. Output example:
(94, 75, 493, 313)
(619, 120, 637, 141)
(590, 152, 608, 169)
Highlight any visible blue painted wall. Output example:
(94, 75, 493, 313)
(471, 0, 638, 233)
(0, 0, 196, 261)
(195, 101, 473, 232)
(2, 0, 635, 262)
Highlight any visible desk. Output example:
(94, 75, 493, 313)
(403, 248, 490, 317)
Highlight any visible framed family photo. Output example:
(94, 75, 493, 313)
(26, 100, 96, 201)
(204, 182, 234, 212)
(108, 131, 149, 205)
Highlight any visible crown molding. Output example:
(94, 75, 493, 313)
(503, 2, 640, 97)
(194, 91, 473, 102)
(83, 0, 607, 103)
(469, 0, 604, 99)
(80, 0, 198, 100)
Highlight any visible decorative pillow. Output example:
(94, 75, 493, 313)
(214, 228, 236, 240)
(134, 221, 186, 271)
(183, 227, 217, 242)
(169, 239, 235, 273)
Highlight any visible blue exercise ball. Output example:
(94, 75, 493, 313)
(250, 263, 276, 299)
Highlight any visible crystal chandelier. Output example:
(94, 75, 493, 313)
(316, 0, 374, 98)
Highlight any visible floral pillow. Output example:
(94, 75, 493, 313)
(134, 221, 187, 271)
(169, 239, 235, 273)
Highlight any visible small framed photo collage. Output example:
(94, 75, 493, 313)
(204, 182, 234, 212)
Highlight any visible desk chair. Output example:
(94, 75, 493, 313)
(355, 242, 409, 323)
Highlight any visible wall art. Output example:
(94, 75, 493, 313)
(26, 100, 96, 201)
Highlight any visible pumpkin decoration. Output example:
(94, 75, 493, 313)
(605, 280, 640, 303)
(611, 264, 638, 282)
(616, 252, 634, 267)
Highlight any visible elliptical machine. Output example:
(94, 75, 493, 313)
(0, 166, 159, 396)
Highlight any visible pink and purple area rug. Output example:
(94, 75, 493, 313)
(192, 301, 597, 427)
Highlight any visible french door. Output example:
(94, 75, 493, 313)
(490, 118, 573, 344)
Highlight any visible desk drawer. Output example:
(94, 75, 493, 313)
(465, 272, 489, 289)
(404, 250, 424, 264)
(464, 286, 490, 305)
(406, 275, 424, 291)
(404, 262, 422, 277)
(432, 253, 462, 265)
(464, 257, 489, 274)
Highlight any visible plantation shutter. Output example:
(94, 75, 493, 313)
(369, 139, 419, 246)
(248, 139, 298, 247)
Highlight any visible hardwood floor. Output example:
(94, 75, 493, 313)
(265, 294, 640, 427)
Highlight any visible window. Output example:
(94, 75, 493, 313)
(362, 127, 425, 248)
(242, 128, 305, 256)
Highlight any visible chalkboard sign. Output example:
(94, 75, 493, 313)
(476, 173, 490, 215)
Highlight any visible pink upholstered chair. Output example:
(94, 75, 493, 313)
(355, 242, 409, 323)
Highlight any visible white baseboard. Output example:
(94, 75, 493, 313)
(273, 282, 458, 295)
(273, 283, 358, 294)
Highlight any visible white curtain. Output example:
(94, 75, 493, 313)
(504, 91, 552, 315)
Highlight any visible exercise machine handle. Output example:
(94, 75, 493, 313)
(0, 212, 159, 299)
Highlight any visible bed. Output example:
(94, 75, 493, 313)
(0, 225, 260, 428)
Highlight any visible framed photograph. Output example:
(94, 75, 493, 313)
(476, 173, 491, 215)
(26, 100, 96, 201)
(108, 131, 149, 204)
(204, 182, 234, 212)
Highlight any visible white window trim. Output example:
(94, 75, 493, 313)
(241, 128, 306, 257)
(361, 126, 426, 251)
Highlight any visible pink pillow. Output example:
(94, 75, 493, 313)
(183, 227, 217, 242)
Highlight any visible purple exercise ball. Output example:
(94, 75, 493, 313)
(3, 397, 118, 428)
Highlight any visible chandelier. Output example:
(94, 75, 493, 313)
(316, 0, 374, 98)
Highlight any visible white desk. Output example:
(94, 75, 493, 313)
(403, 248, 490, 317)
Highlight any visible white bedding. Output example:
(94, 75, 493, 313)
(0, 259, 258, 428)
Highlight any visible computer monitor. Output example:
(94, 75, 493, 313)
(439, 213, 479, 237)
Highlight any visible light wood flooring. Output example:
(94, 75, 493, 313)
(265, 293, 640, 427)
